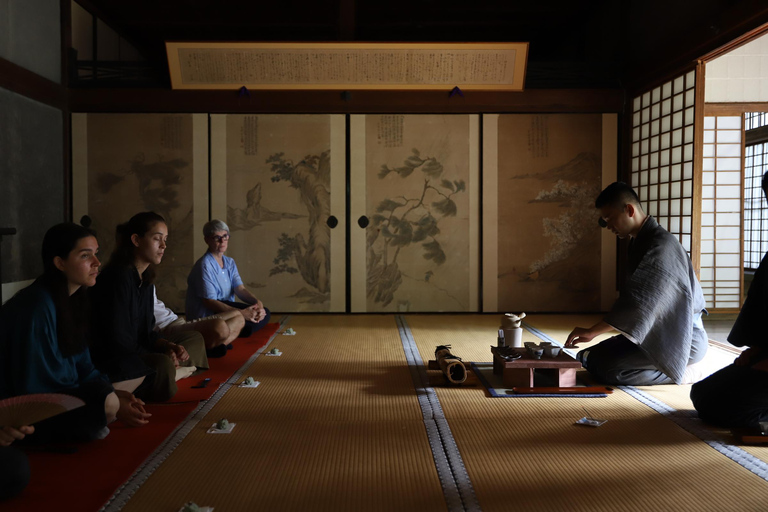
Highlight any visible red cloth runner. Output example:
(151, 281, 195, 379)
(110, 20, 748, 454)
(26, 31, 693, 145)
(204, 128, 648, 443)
(168, 322, 279, 403)
(3, 322, 279, 512)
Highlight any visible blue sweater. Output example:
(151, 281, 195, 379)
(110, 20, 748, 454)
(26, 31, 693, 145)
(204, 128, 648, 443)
(0, 280, 108, 398)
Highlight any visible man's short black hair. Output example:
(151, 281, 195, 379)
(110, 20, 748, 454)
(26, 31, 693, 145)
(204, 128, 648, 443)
(762, 171, 768, 201)
(595, 182, 641, 209)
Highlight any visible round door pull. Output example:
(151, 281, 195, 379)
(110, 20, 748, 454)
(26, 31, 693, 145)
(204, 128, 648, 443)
(358, 216, 369, 228)
(326, 215, 338, 229)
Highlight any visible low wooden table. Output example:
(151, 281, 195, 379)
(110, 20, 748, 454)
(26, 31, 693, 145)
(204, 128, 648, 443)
(491, 346, 582, 388)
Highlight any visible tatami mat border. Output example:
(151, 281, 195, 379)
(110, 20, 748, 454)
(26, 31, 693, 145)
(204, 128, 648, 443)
(524, 320, 768, 483)
(100, 316, 289, 512)
(396, 315, 480, 512)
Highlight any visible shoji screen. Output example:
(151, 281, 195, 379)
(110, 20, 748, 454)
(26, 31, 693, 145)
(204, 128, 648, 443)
(701, 116, 743, 310)
(744, 112, 768, 270)
(630, 70, 697, 254)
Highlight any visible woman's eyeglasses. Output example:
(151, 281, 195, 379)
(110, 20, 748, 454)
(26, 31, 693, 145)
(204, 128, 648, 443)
(211, 234, 230, 242)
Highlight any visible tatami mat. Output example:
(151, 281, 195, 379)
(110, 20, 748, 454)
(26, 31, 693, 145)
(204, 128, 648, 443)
(118, 315, 446, 512)
(405, 314, 768, 512)
(526, 315, 768, 467)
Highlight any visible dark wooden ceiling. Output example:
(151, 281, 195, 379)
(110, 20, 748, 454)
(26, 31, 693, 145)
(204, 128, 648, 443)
(75, 0, 768, 90)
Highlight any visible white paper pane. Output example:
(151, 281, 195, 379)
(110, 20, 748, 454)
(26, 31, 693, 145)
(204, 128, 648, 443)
(682, 235, 691, 251)
(684, 126, 694, 144)
(718, 129, 741, 143)
(650, 169, 659, 185)
(716, 157, 741, 171)
(671, 199, 681, 215)
(683, 180, 692, 197)
(641, 155, 648, 170)
(659, 202, 669, 216)
(717, 199, 740, 212)
(632, 157, 639, 172)
(716, 212, 741, 226)
(702, 199, 715, 213)
(682, 217, 691, 233)
(640, 170, 648, 186)
(660, 167, 670, 183)
(661, 131, 670, 148)
(643, 91, 651, 107)
(703, 144, 715, 158)
(652, 104, 660, 121)
(648, 201, 657, 216)
(716, 268, 740, 280)
(702, 171, 715, 185)
(633, 96, 642, 111)
(701, 254, 714, 267)
(633, 142, 640, 157)
(718, 254, 741, 267)
(717, 171, 741, 185)
(703, 185, 714, 199)
(716, 226, 741, 239)
(716, 239, 740, 253)
(704, 130, 715, 143)
(702, 240, 714, 253)
(651, 136, 659, 152)
(701, 268, 714, 280)
(632, 172, 639, 187)
(683, 162, 693, 180)
(683, 198, 692, 215)
(642, 124, 650, 139)
(715, 301, 740, 308)
(671, 181, 681, 198)
(641, 138, 649, 154)
(633, 112, 641, 127)
(704, 117, 716, 129)
(643, 107, 650, 123)
(718, 116, 742, 129)
(658, 216, 669, 229)
(660, 150, 670, 166)
(670, 217, 680, 232)
(702, 213, 714, 226)
(650, 153, 659, 168)
(717, 144, 742, 157)
(661, 99, 671, 116)
(716, 185, 741, 198)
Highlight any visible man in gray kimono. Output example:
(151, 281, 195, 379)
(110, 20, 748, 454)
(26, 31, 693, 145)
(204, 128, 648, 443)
(565, 182, 708, 385)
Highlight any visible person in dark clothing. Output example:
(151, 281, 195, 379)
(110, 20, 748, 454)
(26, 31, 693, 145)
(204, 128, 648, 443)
(691, 172, 768, 429)
(90, 212, 207, 402)
(0, 223, 150, 448)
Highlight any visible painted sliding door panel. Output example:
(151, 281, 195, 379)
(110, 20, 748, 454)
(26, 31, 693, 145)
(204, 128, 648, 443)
(483, 114, 617, 313)
(71, 114, 209, 313)
(350, 115, 479, 312)
(210, 115, 345, 312)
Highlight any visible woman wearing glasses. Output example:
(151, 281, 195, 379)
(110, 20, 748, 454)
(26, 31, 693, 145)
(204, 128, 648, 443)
(185, 220, 270, 354)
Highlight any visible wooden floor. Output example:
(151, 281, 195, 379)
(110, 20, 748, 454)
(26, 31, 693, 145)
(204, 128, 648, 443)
(114, 315, 768, 512)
